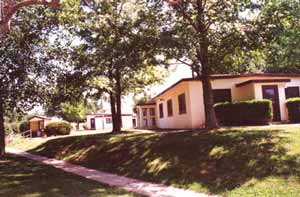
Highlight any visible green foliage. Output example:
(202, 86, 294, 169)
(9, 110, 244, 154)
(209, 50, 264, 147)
(214, 100, 273, 126)
(19, 121, 30, 133)
(45, 121, 72, 136)
(61, 102, 86, 123)
(286, 98, 300, 123)
(10, 122, 20, 133)
(260, 0, 300, 73)
(4, 122, 21, 134)
(4, 123, 14, 135)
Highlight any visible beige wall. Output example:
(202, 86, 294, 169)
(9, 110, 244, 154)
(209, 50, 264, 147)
(188, 81, 206, 128)
(155, 81, 194, 129)
(235, 83, 256, 101)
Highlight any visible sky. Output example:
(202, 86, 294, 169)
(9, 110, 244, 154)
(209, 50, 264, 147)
(150, 64, 192, 96)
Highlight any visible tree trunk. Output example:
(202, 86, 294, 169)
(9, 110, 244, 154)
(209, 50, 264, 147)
(115, 73, 122, 132)
(198, 40, 219, 130)
(76, 122, 80, 131)
(201, 66, 218, 129)
(109, 92, 119, 133)
(0, 96, 5, 159)
(0, 22, 10, 39)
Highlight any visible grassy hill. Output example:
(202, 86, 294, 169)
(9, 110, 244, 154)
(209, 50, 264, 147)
(10, 125, 300, 196)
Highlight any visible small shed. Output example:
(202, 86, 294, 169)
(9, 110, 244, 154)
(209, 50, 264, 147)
(29, 116, 52, 136)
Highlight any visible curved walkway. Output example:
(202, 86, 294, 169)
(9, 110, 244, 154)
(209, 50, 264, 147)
(7, 147, 218, 197)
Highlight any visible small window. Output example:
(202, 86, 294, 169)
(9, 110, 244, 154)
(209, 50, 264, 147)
(159, 103, 164, 118)
(106, 118, 112, 124)
(167, 99, 173, 117)
(285, 87, 300, 99)
(143, 119, 148, 127)
(149, 108, 155, 116)
(132, 119, 136, 127)
(213, 89, 232, 104)
(142, 109, 147, 117)
(152, 118, 156, 126)
(178, 93, 187, 114)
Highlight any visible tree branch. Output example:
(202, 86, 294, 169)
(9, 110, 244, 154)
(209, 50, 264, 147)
(4, 0, 59, 22)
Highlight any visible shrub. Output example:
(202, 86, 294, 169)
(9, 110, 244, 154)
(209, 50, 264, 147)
(82, 123, 88, 130)
(214, 99, 273, 126)
(45, 121, 72, 136)
(286, 98, 300, 123)
(4, 123, 14, 135)
(19, 121, 30, 133)
(10, 122, 20, 133)
(4, 122, 21, 134)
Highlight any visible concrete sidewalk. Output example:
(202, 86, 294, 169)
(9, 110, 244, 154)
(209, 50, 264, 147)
(7, 148, 217, 197)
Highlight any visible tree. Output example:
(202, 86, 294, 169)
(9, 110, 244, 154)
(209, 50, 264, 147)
(259, 0, 300, 73)
(58, 0, 168, 133)
(152, 0, 265, 129)
(0, 8, 58, 158)
(0, 0, 59, 39)
(60, 102, 86, 130)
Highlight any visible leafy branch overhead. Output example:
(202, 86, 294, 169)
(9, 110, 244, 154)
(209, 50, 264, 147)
(0, 0, 59, 38)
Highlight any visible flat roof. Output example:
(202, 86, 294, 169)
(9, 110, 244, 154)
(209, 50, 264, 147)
(236, 79, 291, 87)
(140, 73, 300, 104)
(29, 115, 52, 121)
(88, 113, 133, 117)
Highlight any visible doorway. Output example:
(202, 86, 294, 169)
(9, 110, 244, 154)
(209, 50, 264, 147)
(90, 118, 96, 130)
(262, 85, 281, 121)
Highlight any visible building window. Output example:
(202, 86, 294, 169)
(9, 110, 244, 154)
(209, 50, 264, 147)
(159, 103, 164, 118)
(151, 118, 156, 126)
(142, 108, 147, 117)
(106, 118, 112, 124)
(178, 93, 187, 114)
(213, 89, 232, 104)
(143, 119, 148, 127)
(132, 119, 136, 127)
(167, 99, 173, 117)
(149, 108, 155, 116)
(285, 87, 300, 99)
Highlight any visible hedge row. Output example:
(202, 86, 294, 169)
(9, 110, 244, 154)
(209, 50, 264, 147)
(45, 121, 72, 136)
(214, 99, 273, 126)
(286, 98, 300, 123)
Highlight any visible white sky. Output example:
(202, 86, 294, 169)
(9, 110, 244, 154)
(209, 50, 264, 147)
(149, 64, 192, 96)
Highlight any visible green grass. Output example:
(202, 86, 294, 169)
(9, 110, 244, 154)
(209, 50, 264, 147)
(9, 125, 300, 196)
(0, 154, 140, 197)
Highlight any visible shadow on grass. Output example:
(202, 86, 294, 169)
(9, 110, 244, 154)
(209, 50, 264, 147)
(27, 129, 300, 194)
(0, 154, 138, 197)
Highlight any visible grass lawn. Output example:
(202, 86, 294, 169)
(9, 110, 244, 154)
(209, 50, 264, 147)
(0, 154, 140, 197)
(9, 125, 300, 196)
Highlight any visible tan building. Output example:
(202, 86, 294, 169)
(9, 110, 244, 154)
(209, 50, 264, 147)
(135, 73, 300, 129)
(29, 116, 52, 136)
